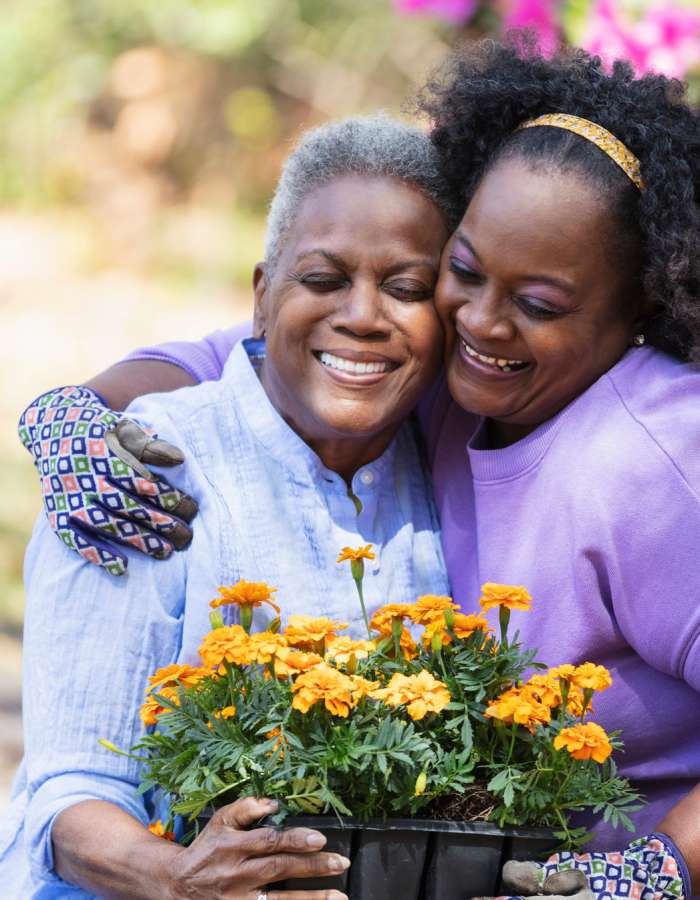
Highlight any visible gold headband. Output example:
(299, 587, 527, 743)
(518, 113, 644, 191)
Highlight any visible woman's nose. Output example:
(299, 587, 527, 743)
(333, 282, 390, 337)
(456, 289, 515, 343)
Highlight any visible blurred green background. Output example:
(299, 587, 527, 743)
(0, 0, 698, 802)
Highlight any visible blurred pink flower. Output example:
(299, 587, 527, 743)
(582, 0, 700, 78)
(392, 0, 478, 24)
(502, 0, 562, 55)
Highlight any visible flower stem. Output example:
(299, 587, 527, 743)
(350, 560, 371, 639)
(499, 606, 511, 646)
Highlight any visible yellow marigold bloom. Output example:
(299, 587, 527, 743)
(198, 625, 252, 668)
(213, 705, 237, 720)
(273, 646, 324, 678)
(485, 687, 551, 733)
(521, 674, 562, 709)
(422, 612, 491, 648)
(479, 583, 533, 612)
(266, 727, 287, 758)
(548, 664, 577, 681)
(369, 603, 412, 634)
(210, 579, 280, 613)
(148, 820, 176, 841)
(370, 670, 451, 721)
(291, 662, 356, 717)
(571, 662, 613, 692)
(325, 636, 375, 665)
(283, 615, 348, 650)
(247, 632, 288, 664)
(140, 686, 179, 726)
(554, 722, 613, 763)
(350, 674, 381, 701)
(146, 663, 208, 693)
(409, 594, 460, 626)
(336, 544, 376, 563)
(567, 685, 588, 717)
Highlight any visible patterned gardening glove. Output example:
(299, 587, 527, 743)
(474, 834, 690, 900)
(19, 386, 198, 576)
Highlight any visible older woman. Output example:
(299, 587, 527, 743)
(0, 116, 457, 897)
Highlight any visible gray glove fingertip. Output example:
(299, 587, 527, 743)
(501, 860, 543, 894)
(140, 438, 185, 467)
(105, 426, 156, 481)
(542, 871, 589, 895)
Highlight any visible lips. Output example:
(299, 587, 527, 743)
(459, 336, 530, 374)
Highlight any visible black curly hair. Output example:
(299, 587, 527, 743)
(416, 38, 700, 362)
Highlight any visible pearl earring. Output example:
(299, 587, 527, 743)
(632, 334, 646, 346)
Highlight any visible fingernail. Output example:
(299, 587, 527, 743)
(331, 855, 351, 872)
(305, 832, 326, 848)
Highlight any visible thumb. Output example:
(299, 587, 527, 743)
(115, 419, 185, 467)
(216, 797, 280, 831)
(501, 861, 543, 894)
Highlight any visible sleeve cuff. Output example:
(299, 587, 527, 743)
(26, 771, 148, 887)
(651, 831, 693, 898)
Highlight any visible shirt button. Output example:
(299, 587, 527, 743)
(360, 470, 374, 486)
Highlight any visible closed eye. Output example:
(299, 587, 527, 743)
(448, 258, 483, 283)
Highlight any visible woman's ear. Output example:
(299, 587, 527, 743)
(252, 263, 268, 338)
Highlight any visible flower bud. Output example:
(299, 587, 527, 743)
(209, 610, 225, 630)
(414, 771, 428, 796)
(267, 616, 281, 634)
(431, 631, 444, 654)
(443, 607, 455, 629)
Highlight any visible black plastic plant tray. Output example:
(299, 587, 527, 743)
(266, 816, 557, 898)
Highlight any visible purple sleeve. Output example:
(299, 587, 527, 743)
(120, 322, 252, 383)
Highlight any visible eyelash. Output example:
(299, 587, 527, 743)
(298, 274, 433, 302)
(448, 259, 562, 321)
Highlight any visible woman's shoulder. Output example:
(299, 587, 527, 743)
(600, 347, 700, 496)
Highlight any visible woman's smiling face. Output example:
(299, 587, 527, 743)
(435, 158, 644, 445)
(254, 174, 447, 469)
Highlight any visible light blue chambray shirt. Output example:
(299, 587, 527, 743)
(0, 338, 448, 897)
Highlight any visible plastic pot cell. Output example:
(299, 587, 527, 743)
(266, 816, 557, 898)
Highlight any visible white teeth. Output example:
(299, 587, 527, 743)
(462, 340, 525, 370)
(319, 352, 390, 375)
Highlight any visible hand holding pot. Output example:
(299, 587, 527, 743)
(165, 797, 350, 899)
(474, 833, 690, 900)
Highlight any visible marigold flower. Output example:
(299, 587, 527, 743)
(198, 625, 252, 668)
(571, 662, 613, 692)
(273, 646, 324, 678)
(350, 674, 381, 701)
(146, 663, 208, 693)
(485, 687, 551, 733)
(479, 583, 533, 613)
(247, 632, 288, 664)
(554, 722, 613, 763)
(291, 662, 357, 717)
(266, 727, 287, 758)
(283, 615, 348, 650)
(422, 612, 491, 647)
(548, 664, 577, 681)
(409, 594, 460, 625)
(521, 674, 561, 709)
(140, 686, 180, 726)
(566, 686, 588, 717)
(213, 705, 237, 720)
(325, 636, 375, 665)
(370, 670, 451, 721)
(336, 544, 376, 563)
(369, 603, 412, 634)
(148, 820, 176, 841)
(210, 579, 280, 613)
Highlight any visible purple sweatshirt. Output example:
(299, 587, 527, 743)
(126, 330, 700, 850)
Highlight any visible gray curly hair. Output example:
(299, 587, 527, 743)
(263, 114, 461, 272)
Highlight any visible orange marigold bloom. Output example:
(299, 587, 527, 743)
(213, 705, 237, 720)
(566, 685, 588, 717)
(369, 604, 412, 634)
(370, 670, 451, 721)
(266, 727, 287, 758)
(146, 663, 208, 693)
(247, 632, 288, 664)
(548, 664, 577, 681)
(198, 625, 252, 668)
(283, 615, 348, 650)
(291, 662, 356, 717)
(521, 674, 562, 709)
(479, 583, 533, 613)
(140, 686, 180, 726)
(422, 612, 491, 648)
(148, 820, 176, 841)
(571, 663, 613, 692)
(336, 544, 376, 563)
(273, 646, 324, 678)
(554, 722, 613, 763)
(485, 687, 551, 733)
(210, 579, 280, 613)
(350, 674, 381, 701)
(409, 594, 460, 626)
(325, 636, 375, 665)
